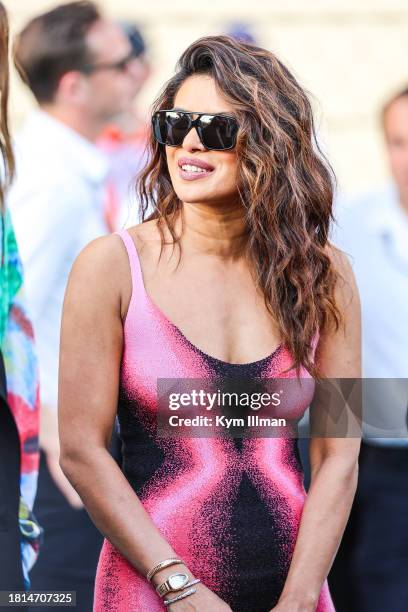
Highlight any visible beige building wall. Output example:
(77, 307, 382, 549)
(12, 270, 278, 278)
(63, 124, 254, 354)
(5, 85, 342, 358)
(6, 0, 408, 195)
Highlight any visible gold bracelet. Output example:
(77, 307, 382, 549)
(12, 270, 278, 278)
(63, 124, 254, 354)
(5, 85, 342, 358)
(163, 586, 197, 606)
(146, 558, 184, 582)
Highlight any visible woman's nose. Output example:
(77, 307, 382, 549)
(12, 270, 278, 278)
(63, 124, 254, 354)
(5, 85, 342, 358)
(181, 126, 205, 152)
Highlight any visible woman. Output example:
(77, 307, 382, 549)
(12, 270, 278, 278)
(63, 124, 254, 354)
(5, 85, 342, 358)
(0, 1, 42, 592)
(59, 36, 361, 611)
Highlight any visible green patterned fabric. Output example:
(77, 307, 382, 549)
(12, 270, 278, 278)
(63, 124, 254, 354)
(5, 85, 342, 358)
(0, 208, 23, 347)
(1, 206, 41, 589)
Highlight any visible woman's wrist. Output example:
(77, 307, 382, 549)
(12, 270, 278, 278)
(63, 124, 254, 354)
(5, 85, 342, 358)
(150, 563, 196, 589)
(139, 549, 182, 581)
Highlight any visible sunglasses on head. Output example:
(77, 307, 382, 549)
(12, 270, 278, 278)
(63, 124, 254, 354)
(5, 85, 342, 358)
(152, 110, 239, 151)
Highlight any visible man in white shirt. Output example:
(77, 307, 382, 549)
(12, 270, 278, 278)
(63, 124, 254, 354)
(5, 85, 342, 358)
(328, 88, 408, 612)
(8, 3, 142, 609)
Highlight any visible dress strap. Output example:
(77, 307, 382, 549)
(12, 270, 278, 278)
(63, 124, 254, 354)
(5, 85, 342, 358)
(115, 229, 147, 302)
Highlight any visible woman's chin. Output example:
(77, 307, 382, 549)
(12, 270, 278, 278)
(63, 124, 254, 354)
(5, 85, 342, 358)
(175, 185, 213, 204)
(173, 179, 237, 207)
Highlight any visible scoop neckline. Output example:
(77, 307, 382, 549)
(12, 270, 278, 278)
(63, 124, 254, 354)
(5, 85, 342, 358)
(148, 294, 284, 367)
(126, 229, 284, 367)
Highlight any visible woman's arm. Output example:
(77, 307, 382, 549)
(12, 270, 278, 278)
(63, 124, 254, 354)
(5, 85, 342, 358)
(271, 247, 362, 612)
(58, 234, 231, 611)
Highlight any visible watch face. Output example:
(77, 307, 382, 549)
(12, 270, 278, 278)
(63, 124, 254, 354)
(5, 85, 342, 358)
(168, 573, 189, 590)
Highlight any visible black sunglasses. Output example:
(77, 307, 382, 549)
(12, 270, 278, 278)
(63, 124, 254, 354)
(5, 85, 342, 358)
(152, 110, 239, 151)
(81, 49, 138, 75)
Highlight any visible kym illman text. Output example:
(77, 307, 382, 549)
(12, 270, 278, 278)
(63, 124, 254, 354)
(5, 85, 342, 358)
(168, 415, 287, 428)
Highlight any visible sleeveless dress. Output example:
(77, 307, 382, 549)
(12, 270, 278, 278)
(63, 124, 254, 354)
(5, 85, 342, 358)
(93, 229, 336, 612)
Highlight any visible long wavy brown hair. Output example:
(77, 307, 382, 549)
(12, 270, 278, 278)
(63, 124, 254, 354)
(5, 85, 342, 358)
(137, 35, 343, 378)
(0, 1, 14, 212)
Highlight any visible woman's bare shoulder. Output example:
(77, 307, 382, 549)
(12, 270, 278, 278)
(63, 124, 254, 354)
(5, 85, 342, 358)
(322, 241, 361, 348)
(67, 220, 164, 318)
(70, 233, 130, 276)
(65, 233, 134, 317)
(325, 242, 356, 290)
(126, 218, 163, 252)
(324, 241, 351, 272)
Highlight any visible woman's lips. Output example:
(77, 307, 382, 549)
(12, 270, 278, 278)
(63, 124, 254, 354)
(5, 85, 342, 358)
(179, 167, 214, 181)
(177, 157, 215, 181)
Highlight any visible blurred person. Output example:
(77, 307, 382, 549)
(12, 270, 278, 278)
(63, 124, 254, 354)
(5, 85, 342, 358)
(120, 21, 151, 98)
(328, 87, 408, 612)
(0, 1, 42, 595)
(59, 36, 360, 611)
(225, 22, 257, 45)
(98, 22, 151, 231)
(8, 2, 142, 608)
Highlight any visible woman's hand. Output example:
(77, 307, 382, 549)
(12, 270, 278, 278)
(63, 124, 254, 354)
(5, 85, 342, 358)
(167, 581, 232, 611)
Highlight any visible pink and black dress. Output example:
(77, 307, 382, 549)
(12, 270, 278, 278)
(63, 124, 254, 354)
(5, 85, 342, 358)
(94, 229, 336, 612)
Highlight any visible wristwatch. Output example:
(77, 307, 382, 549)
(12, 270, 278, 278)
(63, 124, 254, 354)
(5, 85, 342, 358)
(155, 572, 190, 597)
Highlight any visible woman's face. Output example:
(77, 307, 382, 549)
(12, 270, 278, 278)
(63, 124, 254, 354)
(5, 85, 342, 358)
(165, 74, 240, 209)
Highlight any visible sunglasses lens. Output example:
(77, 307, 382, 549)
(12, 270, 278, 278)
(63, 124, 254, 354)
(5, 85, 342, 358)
(153, 111, 190, 146)
(199, 115, 238, 150)
(153, 111, 239, 150)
